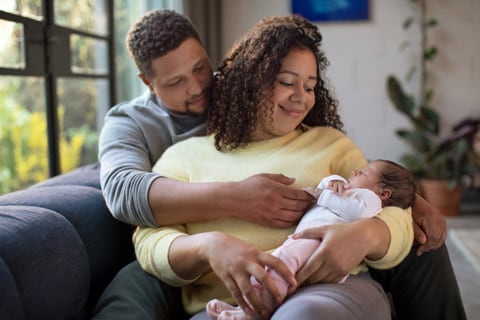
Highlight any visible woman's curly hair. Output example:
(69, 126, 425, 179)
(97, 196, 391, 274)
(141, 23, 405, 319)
(207, 15, 343, 151)
(126, 10, 200, 78)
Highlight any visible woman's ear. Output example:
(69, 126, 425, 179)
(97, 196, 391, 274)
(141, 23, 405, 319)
(138, 72, 154, 93)
(378, 188, 392, 201)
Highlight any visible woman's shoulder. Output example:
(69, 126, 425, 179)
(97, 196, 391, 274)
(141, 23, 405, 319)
(301, 125, 349, 142)
(163, 135, 213, 155)
(305, 125, 345, 135)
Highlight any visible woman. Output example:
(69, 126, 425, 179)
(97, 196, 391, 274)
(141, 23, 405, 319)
(134, 15, 413, 320)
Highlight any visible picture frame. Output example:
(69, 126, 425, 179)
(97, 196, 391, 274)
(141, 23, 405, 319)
(291, 0, 369, 22)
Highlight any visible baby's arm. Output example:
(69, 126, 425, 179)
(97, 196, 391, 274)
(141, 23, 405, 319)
(303, 175, 348, 199)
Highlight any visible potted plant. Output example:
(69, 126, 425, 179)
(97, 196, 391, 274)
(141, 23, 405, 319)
(386, 0, 480, 215)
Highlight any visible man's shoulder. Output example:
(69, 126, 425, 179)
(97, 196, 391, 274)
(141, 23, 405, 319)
(106, 92, 165, 118)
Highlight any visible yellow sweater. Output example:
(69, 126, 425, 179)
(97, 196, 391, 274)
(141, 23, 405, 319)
(134, 127, 413, 314)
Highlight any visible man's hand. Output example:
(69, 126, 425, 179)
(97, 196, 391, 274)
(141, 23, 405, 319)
(232, 174, 314, 228)
(411, 195, 446, 256)
(203, 232, 296, 319)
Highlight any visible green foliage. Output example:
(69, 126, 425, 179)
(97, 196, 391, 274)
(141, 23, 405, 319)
(0, 85, 89, 194)
(387, 0, 480, 188)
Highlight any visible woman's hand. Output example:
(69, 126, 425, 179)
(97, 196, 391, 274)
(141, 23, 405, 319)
(411, 195, 446, 255)
(292, 219, 389, 285)
(201, 232, 297, 318)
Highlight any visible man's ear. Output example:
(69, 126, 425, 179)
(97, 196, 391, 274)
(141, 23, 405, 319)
(138, 72, 154, 92)
(378, 188, 392, 201)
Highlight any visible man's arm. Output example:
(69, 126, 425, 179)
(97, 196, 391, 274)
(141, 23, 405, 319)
(100, 110, 312, 228)
(411, 194, 446, 255)
(99, 113, 160, 227)
(148, 174, 312, 228)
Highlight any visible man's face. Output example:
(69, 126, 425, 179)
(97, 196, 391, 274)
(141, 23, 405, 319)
(141, 37, 213, 114)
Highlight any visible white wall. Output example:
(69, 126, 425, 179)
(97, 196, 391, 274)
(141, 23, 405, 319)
(220, 0, 480, 162)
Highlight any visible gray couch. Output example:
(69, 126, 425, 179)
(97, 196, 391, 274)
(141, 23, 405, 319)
(0, 163, 135, 319)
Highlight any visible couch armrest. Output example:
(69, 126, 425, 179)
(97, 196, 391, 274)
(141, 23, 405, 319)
(0, 164, 135, 319)
(0, 206, 89, 319)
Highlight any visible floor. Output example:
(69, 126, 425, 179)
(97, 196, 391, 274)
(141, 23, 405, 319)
(446, 213, 480, 320)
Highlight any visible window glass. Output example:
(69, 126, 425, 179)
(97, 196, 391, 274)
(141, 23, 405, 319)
(0, 76, 47, 193)
(54, 0, 108, 36)
(0, 20, 25, 69)
(0, 0, 43, 20)
(70, 35, 108, 75)
(57, 77, 109, 171)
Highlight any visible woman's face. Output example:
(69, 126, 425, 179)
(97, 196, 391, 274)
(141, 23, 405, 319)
(253, 47, 318, 141)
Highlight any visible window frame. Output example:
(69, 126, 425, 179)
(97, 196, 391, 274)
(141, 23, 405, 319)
(0, 0, 115, 177)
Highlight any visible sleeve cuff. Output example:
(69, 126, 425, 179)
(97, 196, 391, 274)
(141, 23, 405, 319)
(365, 207, 414, 269)
(152, 232, 201, 286)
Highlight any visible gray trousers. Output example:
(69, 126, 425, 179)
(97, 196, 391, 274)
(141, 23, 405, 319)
(190, 272, 391, 320)
(92, 245, 466, 320)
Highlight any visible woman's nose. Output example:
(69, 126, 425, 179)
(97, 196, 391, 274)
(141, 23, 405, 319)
(291, 84, 307, 103)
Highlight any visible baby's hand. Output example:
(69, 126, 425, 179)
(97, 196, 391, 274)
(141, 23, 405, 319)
(327, 180, 347, 195)
(303, 186, 322, 199)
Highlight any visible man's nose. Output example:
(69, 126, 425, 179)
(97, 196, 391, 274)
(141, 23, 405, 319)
(187, 75, 203, 96)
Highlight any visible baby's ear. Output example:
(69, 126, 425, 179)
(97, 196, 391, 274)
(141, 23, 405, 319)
(378, 188, 392, 201)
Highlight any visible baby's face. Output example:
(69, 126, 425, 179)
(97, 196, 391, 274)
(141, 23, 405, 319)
(347, 161, 383, 192)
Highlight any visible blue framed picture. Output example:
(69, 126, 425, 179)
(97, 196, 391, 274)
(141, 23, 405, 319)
(291, 0, 369, 22)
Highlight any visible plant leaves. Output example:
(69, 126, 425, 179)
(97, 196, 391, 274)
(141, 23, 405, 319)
(403, 17, 414, 29)
(416, 106, 440, 134)
(424, 47, 438, 60)
(387, 76, 415, 116)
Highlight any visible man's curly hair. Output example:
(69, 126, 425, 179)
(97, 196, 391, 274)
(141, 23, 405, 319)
(126, 10, 200, 78)
(207, 15, 343, 151)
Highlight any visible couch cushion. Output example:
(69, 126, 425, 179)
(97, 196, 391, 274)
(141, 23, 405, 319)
(0, 257, 25, 320)
(0, 206, 89, 319)
(0, 185, 135, 310)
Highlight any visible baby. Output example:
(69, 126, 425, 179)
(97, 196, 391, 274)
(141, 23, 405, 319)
(207, 159, 416, 320)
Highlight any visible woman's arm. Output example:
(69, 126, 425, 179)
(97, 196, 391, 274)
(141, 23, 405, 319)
(292, 206, 413, 284)
(134, 227, 296, 317)
(292, 218, 391, 284)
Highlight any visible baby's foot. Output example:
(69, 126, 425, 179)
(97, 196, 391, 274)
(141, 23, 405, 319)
(206, 299, 239, 319)
(206, 299, 257, 320)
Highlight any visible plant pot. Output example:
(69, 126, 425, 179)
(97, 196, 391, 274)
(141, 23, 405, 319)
(418, 179, 464, 216)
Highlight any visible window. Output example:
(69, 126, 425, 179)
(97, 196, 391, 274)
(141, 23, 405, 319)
(0, 0, 188, 194)
(0, 0, 112, 193)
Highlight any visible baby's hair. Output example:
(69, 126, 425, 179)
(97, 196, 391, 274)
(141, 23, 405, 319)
(375, 159, 417, 209)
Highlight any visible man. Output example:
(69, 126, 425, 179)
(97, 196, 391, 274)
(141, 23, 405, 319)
(92, 9, 465, 320)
